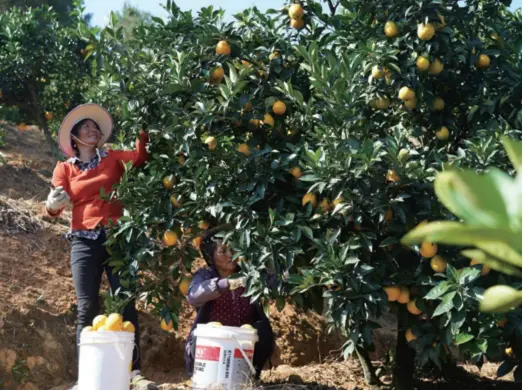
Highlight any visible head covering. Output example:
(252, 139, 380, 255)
(58, 103, 113, 157)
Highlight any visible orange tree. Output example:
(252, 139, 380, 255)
(0, 3, 94, 154)
(79, 0, 521, 387)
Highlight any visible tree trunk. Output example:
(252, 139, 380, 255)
(355, 345, 380, 386)
(393, 307, 416, 389)
(28, 86, 60, 159)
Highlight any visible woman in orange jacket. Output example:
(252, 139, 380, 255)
(45, 104, 156, 390)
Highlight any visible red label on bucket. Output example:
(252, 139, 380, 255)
(234, 349, 254, 359)
(195, 345, 221, 362)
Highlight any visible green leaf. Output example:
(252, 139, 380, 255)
(461, 249, 522, 277)
(432, 291, 457, 317)
(455, 333, 474, 345)
(501, 136, 522, 174)
(425, 281, 452, 300)
(480, 285, 522, 313)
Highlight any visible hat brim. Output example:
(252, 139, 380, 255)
(58, 104, 113, 157)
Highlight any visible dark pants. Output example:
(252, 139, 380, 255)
(70, 233, 141, 371)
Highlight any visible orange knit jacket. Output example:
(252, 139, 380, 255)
(48, 131, 149, 230)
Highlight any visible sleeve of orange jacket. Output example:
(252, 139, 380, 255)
(111, 130, 149, 168)
(47, 162, 70, 217)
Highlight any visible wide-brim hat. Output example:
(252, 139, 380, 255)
(58, 103, 113, 157)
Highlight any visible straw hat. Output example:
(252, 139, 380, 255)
(58, 103, 113, 157)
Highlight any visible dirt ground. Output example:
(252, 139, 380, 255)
(0, 124, 518, 390)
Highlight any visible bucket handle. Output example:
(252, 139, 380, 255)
(231, 334, 256, 376)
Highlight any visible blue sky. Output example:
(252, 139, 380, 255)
(85, 0, 522, 27)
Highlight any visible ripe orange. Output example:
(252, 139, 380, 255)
(420, 241, 438, 258)
(302, 192, 318, 208)
(384, 21, 399, 38)
(263, 113, 275, 127)
(398, 87, 415, 101)
(44, 111, 53, 121)
(163, 230, 178, 247)
(386, 169, 400, 183)
(106, 313, 123, 331)
(123, 321, 135, 333)
(179, 277, 191, 296)
(290, 18, 305, 30)
(170, 194, 182, 208)
(289, 166, 302, 179)
(428, 58, 444, 75)
(163, 176, 175, 189)
(384, 286, 401, 301)
(371, 65, 384, 79)
(318, 198, 331, 213)
(192, 236, 202, 249)
(505, 347, 513, 356)
(431, 255, 447, 273)
(92, 315, 107, 330)
(470, 259, 490, 276)
(432, 97, 445, 111)
(216, 40, 231, 55)
(375, 97, 390, 109)
(269, 51, 280, 61)
(476, 54, 491, 69)
(237, 143, 251, 156)
(273, 100, 287, 115)
(416, 56, 430, 71)
(417, 23, 435, 40)
(288, 4, 305, 19)
(199, 221, 210, 230)
(407, 299, 422, 315)
(398, 286, 410, 304)
(160, 318, 173, 331)
(210, 66, 224, 84)
(405, 328, 416, 342)
(436, 126, 449, 141)
(205, 136, 217, 150)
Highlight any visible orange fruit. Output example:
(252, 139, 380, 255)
(273, 100, 287, 115)
(263, 113, 275, 127)
(92, 315, 107, 330)
(417, 23, 435, 40)
(243, 101, 253, 111)
(44, 111, 53, 121)
(405, 328, 416, 342)
(289, 166, 302, 179)
(398, 87, 415, 101)
(375, 97, 390, 109)
(249, 119, 262, 129)
(177, 154, 185, 165)
(269, 51, 280, 61)
(416, 56, 430, 71)
(398, 286, 410, 304)
(302, 192, 318, 208)
(163, 230, 178, 247)
(470, 259, 490, 276)
(431, 255, 447, 273)
(106, 313, 123, 331)
(372, 65, 384, 79)
(210, 66, 225, 84)
(476, 54, 491, 69)
(420, 242, 438, 258)
(432, 97, 445, 111)
(290, 18, 305, 30)
(436, 126, 449, 141)
(384, 21, 398, 38)
(237, 143, 251, 156)
(241, 60, 252, 68)
(384, 286, 401, 301)
(318, 198, 331, 213)
(179, 277, 191, 296)
(407, 299, 422, 315)
(216, 40, 231, 55)
(163, 176, 175, 189)
(428, 58, 444, 75)
(288, 4, 305, 19)
(505, 347, 513, 356)
(160, 318, 173, 331)
(123, 321, 135, 333)
(205, 136, 217, 150)
(170, 194, 182, 208)
(192, 236, 202, 249)
(199, 221, 210, 230)
(386, 169, 400, 183)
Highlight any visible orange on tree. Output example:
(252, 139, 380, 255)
(476, 54, 491, 69)
(386, 169, 400, 183)
(263, 113, 275, 127)
(384, 286, 401, 301)
(92, 314, 107, 330)
(302, 192, 318, 208)
(163, 175, 175, 189)
(210, 66, 225, 84)
(106, 313, 123, 331)
(44, 111, 53, 121)
(205, 136, 217, 150)
(505, 347, 513, 356)
(199, 221, 210, 230)
(192, 236, 202, 248)
(371, 65, 384, 79)
(179, 277, 191, 296)
(163, 230, 178, 247)
(215, 40, 231, 55)
(430, 255, 447, 273)
(170, 194, 182, 208)
(290, 18, 305, 30)
(289, 166, 302, 179)
(398, 286, 410, 304)
(432, 97, 445, 111)
(243, 101, 253, 111)
(272, 100, 286, 115)
(384, 20, 398, 38)
(407, 299, 422, 315)
(398, 86, 415, 101)
(420, 241, 438, 258)
(160, 318, 173, 331)
(375, 97, 390, 109)
(428, 58, 444, 75)
(416, 56, 430, 71)
(470, 259, 491, 276)
(177, 154, 185, 165)
(123, 321, 135, 333)
(405, 329, 417, 342)
(269, 51, 280, 61)
(417, 23, 435, 40)
(436, 126, 449, 140)
(318, 198, 331, 213)
(238, 143, 251, 156)
(288, 3, 305, 19)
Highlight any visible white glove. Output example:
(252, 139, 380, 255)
(46, 186, 70, 211)
(228, 277, 247, 291)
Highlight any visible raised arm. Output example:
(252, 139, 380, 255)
(187, 270, 229, 308)
(110, 130, 149, 168)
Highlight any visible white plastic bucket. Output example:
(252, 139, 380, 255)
(78, 331, 134, 390)
(192, 324, 258, 390)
